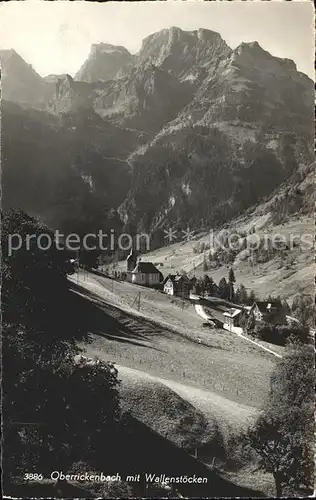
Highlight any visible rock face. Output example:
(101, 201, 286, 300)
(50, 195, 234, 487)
(117, 30, 313, 235)
(75, 43, 133, 82)
(49, 74, 100, 114)
(137, 27, 231, 81)
(1, 100, 141, 235)
(2, 27, 313, 238)
(92, 63, 194, 134)
(173, 40, 313, 136)
(149, 39, 312, 149)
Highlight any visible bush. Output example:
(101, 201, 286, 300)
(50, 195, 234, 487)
(224, 432, 255, 471)
(291, 294, 314, 328)
(97, 480, 134, 498)
(254, 323, 311, 346)
(254, 323, 283, 345)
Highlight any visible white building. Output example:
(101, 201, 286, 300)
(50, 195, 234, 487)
(223, 308, 242, 333)
(163, 274, 190, 298)
(131, 262, 162, 286)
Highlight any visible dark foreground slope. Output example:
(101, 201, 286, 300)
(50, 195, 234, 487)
(8, 415, 265, 499)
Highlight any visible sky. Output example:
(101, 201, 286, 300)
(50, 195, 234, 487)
(0, 0, 314, 79)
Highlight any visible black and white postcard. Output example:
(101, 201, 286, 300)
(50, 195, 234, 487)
(1, 0, 314, 498)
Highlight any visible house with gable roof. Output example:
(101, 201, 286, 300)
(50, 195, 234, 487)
(131, 261, 163, 286)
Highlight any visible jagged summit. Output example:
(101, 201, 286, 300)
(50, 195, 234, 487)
(195, 27, 225, 42)
(1, 48, 19, 63)
(140, 26, 225, 49)
(75, 42, 133, 83)
(275, 56, 297, 72)
(90, 42, 131, 56)
(233, 41, 298, 74)
(234, 40, 276, 59)
(43, 73, 71, 83)
(138, 26, 231, 80)
(0, 48, 41, 77)
(1, 25, 313, 242)
(0, 48, 49, 107)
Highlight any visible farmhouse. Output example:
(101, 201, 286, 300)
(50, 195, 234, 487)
(163, 274, 190, 298)
(249, 301, 284, 324)
(131, 262, 163, 286)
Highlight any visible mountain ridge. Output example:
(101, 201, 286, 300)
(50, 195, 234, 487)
(1, 26, 313, 240)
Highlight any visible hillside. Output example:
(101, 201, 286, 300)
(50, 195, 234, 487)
(71, 271, 280, 409)
(114, 162, 314, 303)
(119, 377, 212, 451)
(69, 272, 278, 492)
(1, 100, 143, 232)
(113, 218, 313, 304)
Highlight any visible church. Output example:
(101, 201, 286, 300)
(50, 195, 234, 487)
(126, 249, 163, 287)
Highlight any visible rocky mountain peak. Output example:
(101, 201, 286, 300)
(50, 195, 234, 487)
(196, 27, 224, 43)
(274, 56, 297, 72)
(2, 27, 313, 242)
(232, 41, 299, 78)
(75, 42, 133, 83)
(0, 48, 48, 107)
(234, 41, 297, 73)
(1, 48, 18, 64)
(138, 26, 231, 79)
(90, 42, 131, 56)
(0, 48, 42, 80)
(43, 74, 70, 84)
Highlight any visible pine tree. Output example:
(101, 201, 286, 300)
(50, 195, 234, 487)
(248, 289, 256, 304)
(203, 259, 209, 272)
(245, 312, 255, 334)
(218, 277, 229, 300)
(228, 268, 236, 302)
(239, 284, 248, 304)
(202, 274, 214, 296)
(282, 299, 291, 316)
(228, 267, 236, 284)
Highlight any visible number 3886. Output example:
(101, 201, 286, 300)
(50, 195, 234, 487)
(24, 473, 43, 481)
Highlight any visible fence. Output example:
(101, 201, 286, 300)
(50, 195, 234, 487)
(95, 346, 248, 399)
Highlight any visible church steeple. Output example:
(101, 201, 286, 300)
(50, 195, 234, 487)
(127, 247, 137, 271)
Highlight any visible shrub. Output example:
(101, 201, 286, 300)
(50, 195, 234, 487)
(224, 432, 256, 471)
(254, 323, 311, 347)
(291, 294, 314, 328)
(99, 480, 134, 498)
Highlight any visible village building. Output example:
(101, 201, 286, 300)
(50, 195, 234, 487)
(163, 274, 190, 298)
(223, 308, 242, 332)
(131, 262, 163, 286)
(125, 248, 163, 286)
(249, 301, 284, 324)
